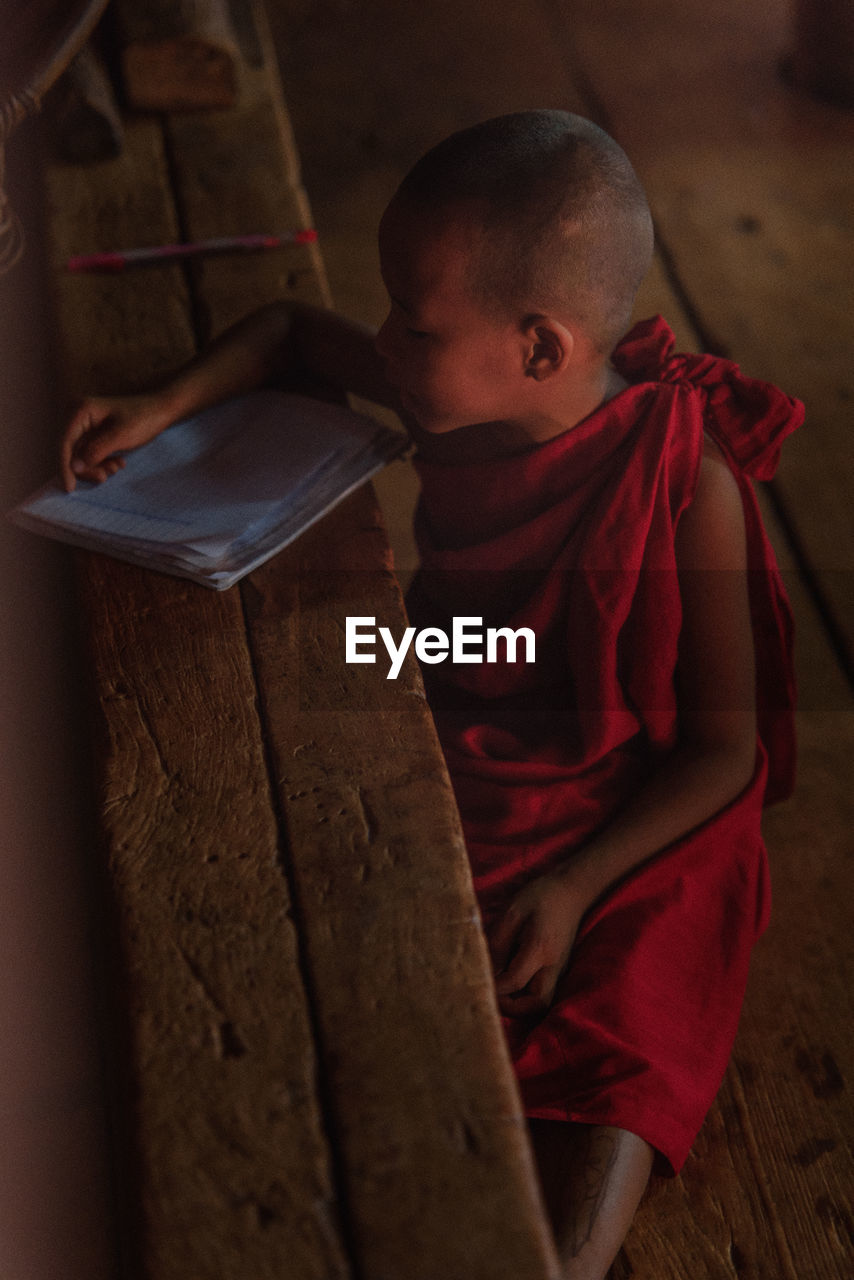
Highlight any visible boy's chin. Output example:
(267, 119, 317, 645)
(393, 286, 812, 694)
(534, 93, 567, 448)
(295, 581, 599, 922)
(415, 417, 462, 435)
(399, 392, 484, 435)
(407, 405, 469, 435)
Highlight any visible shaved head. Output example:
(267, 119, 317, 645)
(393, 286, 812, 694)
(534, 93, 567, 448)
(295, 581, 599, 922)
(394, 110, 654, 355)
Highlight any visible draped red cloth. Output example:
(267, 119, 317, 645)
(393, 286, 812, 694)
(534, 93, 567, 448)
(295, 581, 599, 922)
(405, 316, 803, 1174)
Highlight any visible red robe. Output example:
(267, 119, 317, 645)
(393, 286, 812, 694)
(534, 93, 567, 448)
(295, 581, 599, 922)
(405, 317, 803, 1174)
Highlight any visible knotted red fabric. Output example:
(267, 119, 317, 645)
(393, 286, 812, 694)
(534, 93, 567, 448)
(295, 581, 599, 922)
(406, 316, 803, 1174)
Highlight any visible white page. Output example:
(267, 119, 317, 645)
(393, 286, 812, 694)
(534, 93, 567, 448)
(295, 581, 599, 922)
(12, 391, 405, 565)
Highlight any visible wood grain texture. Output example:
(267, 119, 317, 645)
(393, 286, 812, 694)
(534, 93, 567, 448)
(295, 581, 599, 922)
(163, 0, 330, 340)
(42, 112, 196, 396)
(243, 486, 562, 1280)
(169, 8, 558, 1256)
(43, 71, 351, 1279)
(76, 558, 350, 1280)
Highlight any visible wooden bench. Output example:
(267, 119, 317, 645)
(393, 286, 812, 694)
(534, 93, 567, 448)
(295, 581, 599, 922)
(42, 3, 560, 1276)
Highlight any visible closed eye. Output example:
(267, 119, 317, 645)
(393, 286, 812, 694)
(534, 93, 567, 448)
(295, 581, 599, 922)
(406, 327, 431, 339)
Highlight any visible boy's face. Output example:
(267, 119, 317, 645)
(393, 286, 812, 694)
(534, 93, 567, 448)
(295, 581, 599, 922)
(376, 199, 526, 434)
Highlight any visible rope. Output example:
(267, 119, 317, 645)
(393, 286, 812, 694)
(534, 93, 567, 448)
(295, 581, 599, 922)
(0, 89, 41, 274)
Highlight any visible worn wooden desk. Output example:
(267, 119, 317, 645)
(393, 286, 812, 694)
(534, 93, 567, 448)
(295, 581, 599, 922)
(42, 3, 559, 1277)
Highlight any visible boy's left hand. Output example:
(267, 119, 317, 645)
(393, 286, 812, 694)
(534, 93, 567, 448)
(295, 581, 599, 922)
(488, 868, 591, 1016)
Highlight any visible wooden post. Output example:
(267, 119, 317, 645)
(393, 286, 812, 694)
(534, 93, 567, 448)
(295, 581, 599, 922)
(115, 0, 240, 111)
(790, 0, 854, 109)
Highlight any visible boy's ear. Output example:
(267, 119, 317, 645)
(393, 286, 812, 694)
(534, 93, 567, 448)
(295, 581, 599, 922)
(521, 316, 574, 380)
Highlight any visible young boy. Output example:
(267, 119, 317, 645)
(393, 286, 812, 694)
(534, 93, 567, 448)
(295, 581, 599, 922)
(60, 111, 801, 1279)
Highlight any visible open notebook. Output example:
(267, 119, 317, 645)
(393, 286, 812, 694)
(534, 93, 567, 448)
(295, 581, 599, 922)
(10, 391, 407, 589)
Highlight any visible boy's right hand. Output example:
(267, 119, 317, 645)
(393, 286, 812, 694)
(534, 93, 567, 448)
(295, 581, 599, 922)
(60, 394, 173, 492)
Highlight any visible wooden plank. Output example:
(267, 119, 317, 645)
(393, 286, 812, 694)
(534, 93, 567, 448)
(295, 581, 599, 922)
(557, 0, 854, 665)
(163, 18, 558, 1268)
(77, 557, 351, 1280)
(42, 113, 197, 394)
(42, 101, 351, 1278)
(244, 487, 562, 1280)
(165, 12, 560, 1259)
(162, 0, 330, 343)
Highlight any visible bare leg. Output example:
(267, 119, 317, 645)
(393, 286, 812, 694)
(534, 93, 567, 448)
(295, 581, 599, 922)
(528, 1120, 653, 1280)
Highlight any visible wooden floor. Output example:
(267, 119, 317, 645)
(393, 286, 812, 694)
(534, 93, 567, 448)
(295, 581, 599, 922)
(268, 1, 854, 1276)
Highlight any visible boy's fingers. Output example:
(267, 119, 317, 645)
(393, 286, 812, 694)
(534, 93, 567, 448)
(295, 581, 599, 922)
(499, 992, 541, 1016)
(75, 421, 124, 467)
(60, 404, 112, 490)
(66, 453, 124, 488)
(498, 964, 561, 1017)
(61, 416, 92, 491)
(64, 425, 130, 489)
(95, 454, 126, 478)
(494, 929, 540, 996)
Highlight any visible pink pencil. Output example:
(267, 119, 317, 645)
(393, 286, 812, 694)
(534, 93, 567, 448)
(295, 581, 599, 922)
(66, 229, 318, 272)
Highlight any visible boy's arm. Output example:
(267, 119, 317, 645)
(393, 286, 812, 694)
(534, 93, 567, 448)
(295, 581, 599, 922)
(61, 302, 400, 490)
(491, 438, 758, 1014)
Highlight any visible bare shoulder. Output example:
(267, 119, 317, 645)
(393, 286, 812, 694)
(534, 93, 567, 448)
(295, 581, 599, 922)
(675, 433, 747, 571)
